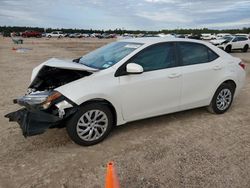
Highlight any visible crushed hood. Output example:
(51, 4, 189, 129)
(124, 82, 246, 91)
(210, 39, 226, 45)
(31, 58, 98, 82)
(29, 58, 97, 92)
(43, 58, 98, 71)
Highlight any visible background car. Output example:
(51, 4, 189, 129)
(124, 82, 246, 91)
(215, 33, 232, 39)
(176, 34, 186, 38)
(21, 30, 42, 38)
(201, 33, 216, 40)
(69, 33, 82, 38)
(187, 34, 201, 40)
(81, 33, 90, 38)
(46, 31, 65, 38)
(235, 33, 250, 39)
(212, 36, 250, 52)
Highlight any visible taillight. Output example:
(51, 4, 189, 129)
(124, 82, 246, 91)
(239, 62, 246, 70)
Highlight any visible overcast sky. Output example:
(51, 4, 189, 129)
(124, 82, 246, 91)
(0, 0, 250, 30)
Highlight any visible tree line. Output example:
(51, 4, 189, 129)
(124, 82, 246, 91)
(0, 25, 250, 37)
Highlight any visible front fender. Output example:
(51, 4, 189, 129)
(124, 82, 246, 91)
(56, 89, 125, 126)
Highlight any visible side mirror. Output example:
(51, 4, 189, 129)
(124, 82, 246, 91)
(126, 63, 143, 74)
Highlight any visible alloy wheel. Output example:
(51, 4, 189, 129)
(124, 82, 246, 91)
(216, 88, 232, 111)
(76, 110, 108, 141)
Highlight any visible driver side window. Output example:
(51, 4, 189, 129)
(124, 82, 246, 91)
(128, 43, 176, 72)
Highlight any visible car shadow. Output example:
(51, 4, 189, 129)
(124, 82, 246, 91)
(18, 107, 208, 149)
(110, 107, 207, 137)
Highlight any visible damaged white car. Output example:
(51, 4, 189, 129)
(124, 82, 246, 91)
(5, 38, 246, 146)
(210, 36, 250, 53)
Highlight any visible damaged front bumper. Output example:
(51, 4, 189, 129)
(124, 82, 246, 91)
(4, 92, 77, 137)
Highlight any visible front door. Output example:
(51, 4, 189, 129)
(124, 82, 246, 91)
(117, 42, 182, 121)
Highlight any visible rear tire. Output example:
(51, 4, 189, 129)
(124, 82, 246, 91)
(66, 103, 114, 146)
(207, 83, 235, 114)
(242, 45, 249, 52)
(225, 45, 232, 53)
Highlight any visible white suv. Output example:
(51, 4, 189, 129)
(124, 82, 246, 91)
(5, 38, 246, 146)
(46, 31, 65, 38)
(211, 36, 250, 53)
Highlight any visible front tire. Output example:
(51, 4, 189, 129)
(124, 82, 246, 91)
(207, 83, 235, 114)
(66, 103, 114, 146)
(225, 45, 232, 53)
(242, 45, 249, 52)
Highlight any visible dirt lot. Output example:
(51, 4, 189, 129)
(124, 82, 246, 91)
(0, 37, 249, 188)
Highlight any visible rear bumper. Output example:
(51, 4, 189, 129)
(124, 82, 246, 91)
(5, 108, 63, 136)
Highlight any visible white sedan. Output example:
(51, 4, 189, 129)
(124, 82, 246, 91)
(5, 38, 246, 146)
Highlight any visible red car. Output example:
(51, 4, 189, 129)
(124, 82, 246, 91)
(21, 30, 42, 38)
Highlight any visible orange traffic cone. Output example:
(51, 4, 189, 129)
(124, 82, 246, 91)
(105, 162, 120, 188)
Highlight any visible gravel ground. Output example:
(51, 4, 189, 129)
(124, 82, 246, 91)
(0, 37, 249, 188)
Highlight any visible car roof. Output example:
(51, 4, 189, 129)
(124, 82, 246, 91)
(119, 37, 208, 45)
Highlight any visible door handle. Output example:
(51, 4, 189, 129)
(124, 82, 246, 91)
(168, 73, 181, 78)
(213, 65, 222, 70)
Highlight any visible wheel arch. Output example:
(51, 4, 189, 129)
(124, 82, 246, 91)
(222, 79, 237, 90)
(79, 98, 117, 126)
(209, 79, 237, 104)
(215, 79, 237, 95)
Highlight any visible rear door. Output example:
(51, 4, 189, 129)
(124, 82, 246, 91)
(177, 42, 222, 110)
(238, 37, 248, 48)
(117, 42, 182, 121)
(231, 37, 242, 49)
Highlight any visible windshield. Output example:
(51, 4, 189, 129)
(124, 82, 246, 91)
(79, 42, 143, 69)
(222, 36, 233, 42)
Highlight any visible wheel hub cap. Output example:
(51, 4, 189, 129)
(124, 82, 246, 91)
(76, 110, 108, 141)
(216, 88, 232, 111)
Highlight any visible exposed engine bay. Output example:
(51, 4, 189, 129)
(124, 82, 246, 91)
(29, 65, 92, 92)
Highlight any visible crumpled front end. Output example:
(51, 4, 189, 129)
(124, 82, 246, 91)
(5, 91, 77, 137)
(4, 58, 96, 137)
(5, 108, 62, 136)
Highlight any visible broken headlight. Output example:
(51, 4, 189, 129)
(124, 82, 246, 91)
(15, 91, 62, 109)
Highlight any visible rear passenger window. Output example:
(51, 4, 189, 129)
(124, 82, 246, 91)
(239, 37, 247, 41)
(178, 42, 218, 66)
(208, 49, 219, 61)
